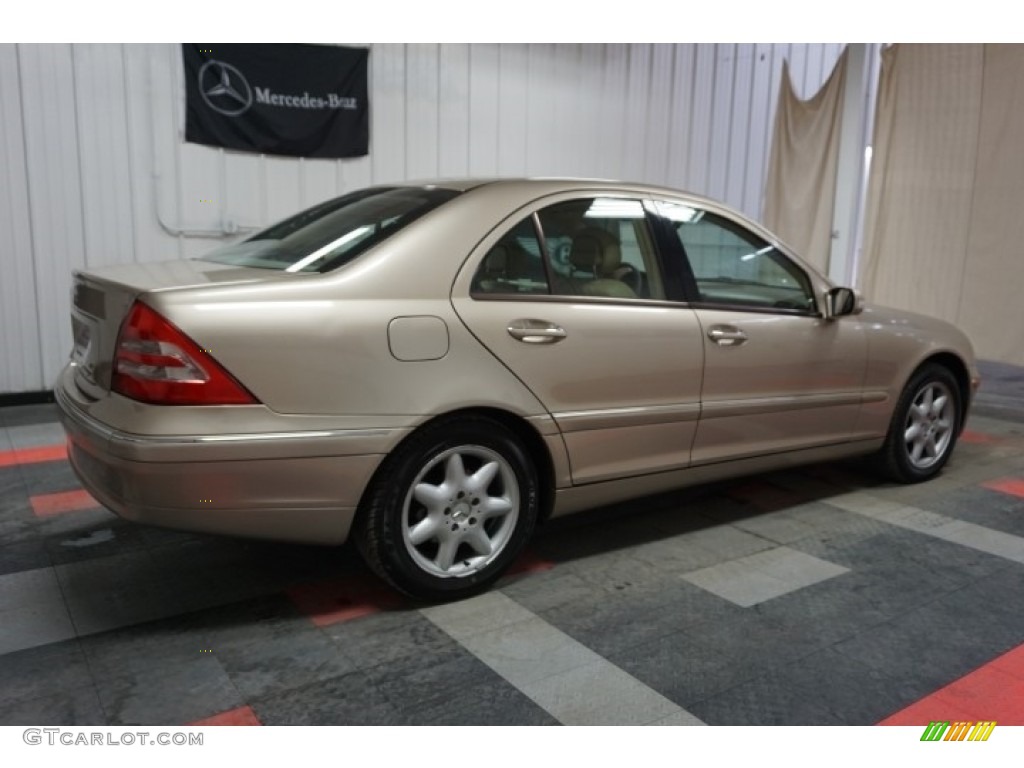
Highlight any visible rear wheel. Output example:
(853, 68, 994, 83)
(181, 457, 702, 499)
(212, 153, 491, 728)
(877, 364, 961, 483)
(355, 416, 539, 601)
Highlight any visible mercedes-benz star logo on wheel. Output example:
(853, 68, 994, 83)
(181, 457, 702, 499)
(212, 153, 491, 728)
(198, 60, 253, 117)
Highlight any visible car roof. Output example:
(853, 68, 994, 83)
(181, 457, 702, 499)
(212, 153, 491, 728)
(404, 177, 720, 206)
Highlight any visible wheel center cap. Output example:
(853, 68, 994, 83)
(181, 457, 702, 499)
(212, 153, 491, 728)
(452, 502, 471, 521)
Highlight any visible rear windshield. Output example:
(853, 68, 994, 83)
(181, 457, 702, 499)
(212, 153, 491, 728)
(199, 186, 460, 273)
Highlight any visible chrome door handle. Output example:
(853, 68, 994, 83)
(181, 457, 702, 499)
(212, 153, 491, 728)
(507, 319, 567, 344)
(707, 325, 748, 347)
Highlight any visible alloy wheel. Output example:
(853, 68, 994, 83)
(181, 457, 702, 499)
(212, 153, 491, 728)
(400, 445, 520, 578)
(903, 380, 955, 470)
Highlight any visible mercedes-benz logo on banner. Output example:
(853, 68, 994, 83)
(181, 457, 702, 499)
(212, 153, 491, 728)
(198, 60, 253, 117)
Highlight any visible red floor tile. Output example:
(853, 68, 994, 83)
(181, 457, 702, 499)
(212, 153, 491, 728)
(30, 489, 100, 517)
(982, 478, 1024, 499)
(0, 443, 66, 467)
(991, 649, 1024, 683)
(286, 576, 404, 627)
(188, 705, 262, 726)
(506, 550, 556, 576)
(879, 643, 1024, 725)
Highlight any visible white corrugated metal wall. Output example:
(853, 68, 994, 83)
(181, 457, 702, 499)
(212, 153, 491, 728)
(0, 43, 844, 394)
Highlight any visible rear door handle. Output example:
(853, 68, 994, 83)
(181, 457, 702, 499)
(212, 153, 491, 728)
(707, 325, 748, 347)
(507, 319, 567, 344)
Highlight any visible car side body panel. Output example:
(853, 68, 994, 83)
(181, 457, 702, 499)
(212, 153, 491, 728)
(690, 309, 869, 464)
(53, 178, 979, 547)
(854, 304, 980, 437)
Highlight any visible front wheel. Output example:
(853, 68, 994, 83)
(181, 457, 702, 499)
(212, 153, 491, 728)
(877, 364, 962, 483)
(355, 416, 539, 601)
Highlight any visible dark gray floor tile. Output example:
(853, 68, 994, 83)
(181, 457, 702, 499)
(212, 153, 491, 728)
(811, 558, 959, 619)
(544, 579, 748, 659)
(750, 576, 892, 645)
(762, 646, 926, 724)
(943, 566, 1024, 636)
(0, 469, 28, 507)
(44, 521, 150, 566)
(366, 652, 499, 713)
(685, 611, 830, 671)
(183, 596, 318, 657)
(80, 615, 217, 680)
(0, 686, 106, 726)
(923, 486, 1024, 537)
(684, 651, 868, 724)
(30, 509, 124, 549)
(251, 670, 402, 725)
(903, 581, 1024, 653)
(138, 525, 201, 547)
(323, 609, 465, 672)
(688, 665, 845, 725)
(560, 550, 677, 593)
(606, 631, 760, 708)
(215, 625, 357, 700)
(147, 537, 354, 608)
(500, 569, 608, 614)
(400, 678, 559, 725)
(145, 541, 285, 613)
(56, 551, 201, 635)
(531, 502, 712, 565)
(832, 603, 1019, 700)
(0, 539, 50, 576)
(886, 530, 1015, 583)
(0, 485, 33, 526)
(96, 656, 242, 726)
(17, 460, 83, 497)
(0, 404, 59, 428)
(0, 640, 93, 708)
(0, 518, 36, 548)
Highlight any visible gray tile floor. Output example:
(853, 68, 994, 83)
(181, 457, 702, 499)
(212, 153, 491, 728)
(2, 372, 1024, 725)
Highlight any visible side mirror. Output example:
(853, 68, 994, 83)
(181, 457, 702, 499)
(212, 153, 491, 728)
(826, 286, 862, 319)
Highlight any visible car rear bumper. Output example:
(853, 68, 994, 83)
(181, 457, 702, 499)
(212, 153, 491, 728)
(54, 367, 392, 545)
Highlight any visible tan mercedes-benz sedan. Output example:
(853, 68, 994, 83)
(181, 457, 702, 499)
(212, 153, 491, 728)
(55, 179, 980, 600)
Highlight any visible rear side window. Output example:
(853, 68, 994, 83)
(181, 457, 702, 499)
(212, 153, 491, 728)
(537, 198, 665, 300)
(200, 186, 460, 273)
(472, 217, 551, 295)
(471, 197, 666, 301)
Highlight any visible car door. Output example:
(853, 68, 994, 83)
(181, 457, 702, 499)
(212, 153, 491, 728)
(649, 199, 868, 465)
(451, 194, 704, 485)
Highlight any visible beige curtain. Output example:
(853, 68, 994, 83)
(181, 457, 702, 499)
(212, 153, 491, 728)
(861, 44, 1024, 366)
(958, 46, 1024, 367)
(763, 47, 848, 272)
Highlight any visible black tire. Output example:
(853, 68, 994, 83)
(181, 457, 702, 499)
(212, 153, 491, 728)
(876, 363, 962, 484)
(355, 415, 539, 601)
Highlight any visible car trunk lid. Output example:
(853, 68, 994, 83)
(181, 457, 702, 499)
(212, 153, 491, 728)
(69, 259, 300, 398)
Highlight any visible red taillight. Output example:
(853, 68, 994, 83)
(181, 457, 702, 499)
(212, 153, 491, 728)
(111, 302, 259, 406)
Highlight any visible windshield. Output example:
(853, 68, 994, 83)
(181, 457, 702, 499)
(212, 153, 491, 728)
(199, 186, 460, 272)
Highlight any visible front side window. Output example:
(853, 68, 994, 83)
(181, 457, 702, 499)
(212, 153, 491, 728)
(660, 204, 816, 313)
(200, 186, 460, 273)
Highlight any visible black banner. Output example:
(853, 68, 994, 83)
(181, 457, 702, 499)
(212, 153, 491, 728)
(183, 44, 369, 159)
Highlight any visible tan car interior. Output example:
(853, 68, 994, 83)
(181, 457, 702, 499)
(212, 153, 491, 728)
(472, 198, 669, 300)
(563, 227, 638, 299)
